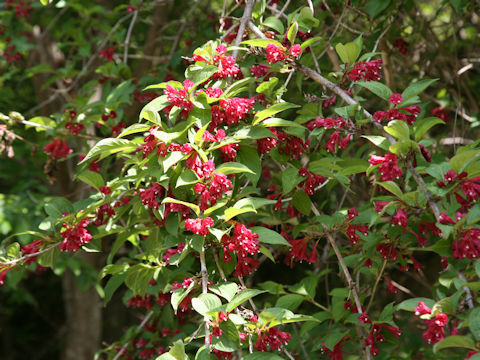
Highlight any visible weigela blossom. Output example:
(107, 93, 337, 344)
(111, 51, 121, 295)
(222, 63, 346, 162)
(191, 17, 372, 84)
(99, 46, 116, 62)
(392, 207, 408, 227)
(368, 153, 403, 181)
(139, 182, 165, 209)
(438, 212, 455, 225)
(94, 204, 115, 226)
(164, 79, 194, 112)
(347, 59, 382, 82)
(251, 64, 270, 78)
(388, 93, 403, 105)
(111, 121, 126, 137)
(193, 44, 241, 80)
(21, 239, 43, 264)
(432, 106, 450, 123)
(373, 105, 420, 125)
(254, 326, 291, 352)
(265, 43, 287, 63)
(59, 218, 92, 252)
(257, 128, 278, 154)
(222, 224, 260, 276)
(284, 237, 319, 266)
(289, 44, 302, 57)
(184, 217, 214, 236)
(298, 168, 325, 195)
(277, 132, 310, 159)
(218, 97, 255, 125)
(451, 228, 480, 259)
(345, 208, 369, 244)
(44, 138, 73, 158)
(65, 122, 84, 135)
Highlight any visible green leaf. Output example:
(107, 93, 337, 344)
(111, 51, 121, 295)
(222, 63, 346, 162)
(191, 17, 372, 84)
(226, 289, 265, 312)
(379, 302, 395, 322)
(282, 167, 302, 194)
(231, 125, 274, 139)
(140, 95, 170, 124)
(469, 308, 480, 340)
(262, 17, 284, 34)
(256, 77, 278, 94)
(450, 149, 480, 174)
(250, 226, 291, 246)
(192, 293, 222, 316)
(37, 247, 60, 268)
(176, 169, 199, 188)
(384, 120, 410, 141)
(80, 138, 138, 164)
(253, 102, 300, 125)
(240, 39, 284, 48)
(335, 42, 361, 64)
(259, 245, 275, 263)
(234, 198, 277, 209)
(185, 65, 218, 86)
(355, 81, 392, 101)
(292, 190, 312, 215)
(377, 181, 404, 198)
(224, 207, 256, 221)
(77, 171, 104, 189)
(401, 79, 438, 103)
(118, 123, 151, 138)
(124, 264, 157, 296)
(215, 162, 255, 175)
(261, 118, 304, 129)
(156, 340, 188, 360)
(237, 146, 261, 186)
(26, 116, 55, 131)
(396, 297, 435, 311)
(209, 282, 238, 302)
(287, 22, 298, 46)
(162, 151, 185, 172)
(414, 117, 445, 141)
(323, 331, 350, 351)
(365, 0, 391, 19)
(275, 294, 305, 311)
(362, 135, 390, 151)
(171, 281, 196, 313)
(45, 197, 74, 218)
(433, 335, 477, 353)
(162, 197, 200, 216)
(300, 36, 323, 50)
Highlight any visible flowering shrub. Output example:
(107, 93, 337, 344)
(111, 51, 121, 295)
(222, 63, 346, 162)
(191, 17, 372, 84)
(0, 1, 479, 360)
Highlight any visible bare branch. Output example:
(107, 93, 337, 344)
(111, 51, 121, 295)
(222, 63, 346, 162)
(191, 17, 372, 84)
(232, 0, 256, 60)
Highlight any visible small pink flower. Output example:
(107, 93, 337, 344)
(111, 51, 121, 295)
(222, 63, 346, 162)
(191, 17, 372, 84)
(439, 212, 456, 225)
(388, 93, 403, 105)
(289, 44, 302, 57)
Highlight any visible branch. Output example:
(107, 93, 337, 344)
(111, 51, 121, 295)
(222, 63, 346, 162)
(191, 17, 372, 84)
(232, 0, 256, 60)
(0, 242, 60, 267)
(112, 310, 154, 360)
(200, 248, 211, 350)
(366, 259, 387, 313)
(123, 1, 142, 64)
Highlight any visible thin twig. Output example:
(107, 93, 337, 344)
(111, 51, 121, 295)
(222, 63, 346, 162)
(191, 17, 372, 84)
(0, 243, 60, 267)
(213, 249, 227, 281)
(200, 248, 211, 350)
(366, 259, 387, 312)
(112, 311, 154, 360)
(293, 323, 310, 360)
(168, 0, 201, 61)
(275, 0, 291, 19)
(459, 272, 474, 309)
(123, 1, 141, 64)
(232, 0, 256, 60)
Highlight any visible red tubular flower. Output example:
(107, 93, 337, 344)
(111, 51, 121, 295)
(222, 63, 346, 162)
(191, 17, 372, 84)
(388, 93, 403, 105)
(184, 217, 214, 236)
(347, 59, 382, 82)
(164, 79, 194, 112)
(99, 46, 116, 61)
(414, 301, 431, 316)
(265, 43, 286, 63)
(392, 207, 408, 227)
(369, 153, 403, 181)
(44, 138, 73, 158)
(59, 218, 92, 252)
(139, 182, 165, 209)
(438, 212, 456, 225)
(222, 224, 260, 276)
(21, 239, 43, 264)
(289, 44, 302, 57)
(250, 64, 270, 78)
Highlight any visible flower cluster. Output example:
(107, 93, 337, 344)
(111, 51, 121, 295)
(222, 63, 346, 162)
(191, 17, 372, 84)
(298, 167, 325, 195)
(256, 128, 278, 154)
(373, 104, 420, 125)
(94, 204, 115, 226)
(251, 64, 270, 78)
(99, 46, 115, 62)
(139, 182, 165, 210)
(59, 218, 92, 252)
(195, 172, 233, 211)
(193, 44, 241, 80)
(44, 138, 73, 158)
(21, 239, 43, 264)
(368, 153, 403, 181)
(347, 59, 382, 82)
(321, 337, 346, 360)
(222, 224, 260, 276)
(264, 43, 302, 64)
(365, 324, 402, 356)
(211, 97, 255, 127)
(65, 122, 84, 135)
(136, 126, 168, 158)
(284, 236, 318, 266)
(254, 326, 292, 351)
(277, 131, 310, 159)
(164, 79, 194, 113)
(184, 217, 214, 236)
(414, 301, 448, 344)
(345, 208, 369, 244)
(452, 228, 480, 259)
(306, 116, 351, 153)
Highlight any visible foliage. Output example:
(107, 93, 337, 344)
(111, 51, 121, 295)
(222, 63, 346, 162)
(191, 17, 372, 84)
(1, 0, 480, 359)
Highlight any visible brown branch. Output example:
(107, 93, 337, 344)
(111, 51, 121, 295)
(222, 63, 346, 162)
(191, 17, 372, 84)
(112, 311, 154, 360)
(123, 1, 142, 64)
(200, 248, 211, 350)
(0, 243, 60, 267)
(232, 0, 256, 60)
(366, 259, 387, 313)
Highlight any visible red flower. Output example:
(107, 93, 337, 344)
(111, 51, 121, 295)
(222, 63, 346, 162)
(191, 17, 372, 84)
(44, 138, 73, 158)
(388, 93, 403, 105)
(289, 44, 302, 57)
(99, 46, 116, 62)
(347, 59, 382, 82)
(59, 218, 92, 252)
(265, 43, 286, 63)
(184, 217, 214, 236)
(438, 212, 455, 225)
